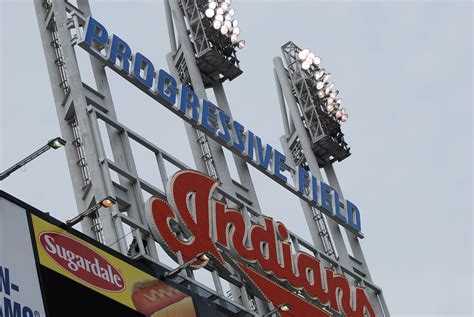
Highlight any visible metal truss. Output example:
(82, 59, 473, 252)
(178, 0, 242, 87)
(281, 41, 351, 167)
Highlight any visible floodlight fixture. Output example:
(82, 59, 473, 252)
(0, 137, 66, 181)
(162, 253, 210, 279)
(213, 20, 222, 29)
(316, 81, 324, 90)
(48, 137, 67, 149)
(263, 304, 292, 316)
(341, 113, 349, 122)
(205, 8, 215, 18)
(209, 1, 217, 9)
(66, 196, 117, 227)
(203, 0, 245, 51)
(335, 109, 343, 119)
(326, 104, 335, 113)
(298, 50, 308, 61)
(302, 61, 311, 70)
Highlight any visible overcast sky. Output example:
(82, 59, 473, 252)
(1, 0, 472, 316)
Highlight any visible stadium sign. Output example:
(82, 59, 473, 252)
(146, 170, 375, 316)
(78, 16, 363, 235)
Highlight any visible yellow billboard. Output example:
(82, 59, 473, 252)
(31, 215, 196, 317)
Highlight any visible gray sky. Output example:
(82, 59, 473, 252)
(1, 0, 472, 316)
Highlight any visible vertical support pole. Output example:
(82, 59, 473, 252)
(34, 0, 124, 252)
(274, 72, 291, 137)
(273, 57, 352, 269)
(213, 82, 262, 213)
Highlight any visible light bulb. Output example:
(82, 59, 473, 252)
(237, 40, 245, 49)
(316, 81, 324, 90)
(220, 25, 229, 35)
(313, 56, 321, 65)
(298, 50, 308, 61)
(302, 61, 311, 70)
(208, 1, 217, 9)
(341, 114, 349, 122)
(326, 104, 334, 112)
(215, 14, 224, 22)
(213, 20, 222, 29)
(100, 199, 114, 208)
(280, 305, 291, 312)
(315, 70, 324, 80)
(205, 8, 215, 18)
(233, 26, 240, 35)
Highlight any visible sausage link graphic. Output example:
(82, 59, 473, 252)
(132, 280, 196, 317)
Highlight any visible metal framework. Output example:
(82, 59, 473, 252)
(34, 0, 388, 316)
(281, 41, 350, 167)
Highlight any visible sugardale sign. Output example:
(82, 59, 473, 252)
(146, 170, 375, 316)
(78, 16, 364, 236)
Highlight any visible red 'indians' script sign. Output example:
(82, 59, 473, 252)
(146, 170, 375, 316)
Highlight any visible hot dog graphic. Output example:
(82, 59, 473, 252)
(132, 279, 197, 317)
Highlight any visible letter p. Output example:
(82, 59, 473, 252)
(83, 16, 109, 50)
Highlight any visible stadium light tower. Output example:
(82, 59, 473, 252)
(0, 137, 66, 181)
(279, 41, 350, 167)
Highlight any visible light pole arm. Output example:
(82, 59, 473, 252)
(0, 137, 66, 181)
